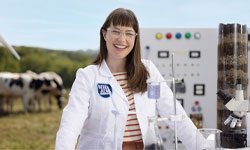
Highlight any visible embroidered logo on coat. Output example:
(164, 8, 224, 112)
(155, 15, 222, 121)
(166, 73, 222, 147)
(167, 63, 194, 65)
(97, 83, 112, 98)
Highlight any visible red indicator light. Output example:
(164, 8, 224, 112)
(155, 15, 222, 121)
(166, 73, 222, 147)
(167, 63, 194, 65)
(166, 33, 172, 39)
(195, 101, 199, 105)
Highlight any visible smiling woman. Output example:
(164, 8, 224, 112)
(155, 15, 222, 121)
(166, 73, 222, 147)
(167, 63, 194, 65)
(55, 8, 198, 150)
(94, 8, 149, 93)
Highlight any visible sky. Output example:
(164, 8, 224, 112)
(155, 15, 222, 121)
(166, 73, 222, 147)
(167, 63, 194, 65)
(0, 0, 249, 51)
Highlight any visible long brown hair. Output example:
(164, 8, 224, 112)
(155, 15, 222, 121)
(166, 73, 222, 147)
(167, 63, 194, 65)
(93, 8, 149, 94)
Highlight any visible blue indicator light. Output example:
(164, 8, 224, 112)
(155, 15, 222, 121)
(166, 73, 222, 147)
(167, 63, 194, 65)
(176, 33, 182, 39)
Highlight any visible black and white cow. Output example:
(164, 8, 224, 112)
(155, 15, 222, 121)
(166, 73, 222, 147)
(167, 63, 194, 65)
(0, 72, 38, 113)
(0, 71, 65, 113)
(36, 72, 66, 111)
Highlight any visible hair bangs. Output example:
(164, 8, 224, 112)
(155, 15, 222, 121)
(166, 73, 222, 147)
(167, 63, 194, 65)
(109, 10, 137, 31)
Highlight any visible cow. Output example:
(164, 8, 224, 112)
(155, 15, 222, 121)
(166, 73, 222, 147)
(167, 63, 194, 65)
(0, 71, 65, 113)
(0, 72, 48, 113)
(0, 95, 16, 114)
(36, 72, 66, 111)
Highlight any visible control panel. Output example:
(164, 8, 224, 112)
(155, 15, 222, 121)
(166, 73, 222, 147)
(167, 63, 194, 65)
(140, 28, 218, 148)
(141, 28, 218, 129)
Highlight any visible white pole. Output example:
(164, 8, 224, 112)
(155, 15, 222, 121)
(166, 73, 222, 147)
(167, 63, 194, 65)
(0, 34, 20, 60)
(171, 53, 178, 150)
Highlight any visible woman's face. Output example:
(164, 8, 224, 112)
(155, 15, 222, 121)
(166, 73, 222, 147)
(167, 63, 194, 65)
(102, 24, 137, 62)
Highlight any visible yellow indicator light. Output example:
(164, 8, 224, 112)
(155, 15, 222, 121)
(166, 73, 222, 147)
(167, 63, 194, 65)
(156, 33, 162, 39)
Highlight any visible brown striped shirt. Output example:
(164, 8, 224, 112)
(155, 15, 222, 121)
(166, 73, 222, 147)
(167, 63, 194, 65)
(113, 72, 143, 142)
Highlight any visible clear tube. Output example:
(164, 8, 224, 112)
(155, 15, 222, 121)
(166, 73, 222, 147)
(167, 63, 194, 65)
(144, 117, 164, 150)
(217, 23, 248, 148)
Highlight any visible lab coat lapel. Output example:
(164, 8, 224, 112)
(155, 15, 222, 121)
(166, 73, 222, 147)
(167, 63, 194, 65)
(99, 60, 129, 106)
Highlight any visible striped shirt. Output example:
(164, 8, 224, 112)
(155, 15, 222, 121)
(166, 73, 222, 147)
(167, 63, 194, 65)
(113, 72, 143, 142)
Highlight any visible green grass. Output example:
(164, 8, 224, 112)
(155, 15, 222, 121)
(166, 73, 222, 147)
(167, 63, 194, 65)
(0, 99, 64, 150)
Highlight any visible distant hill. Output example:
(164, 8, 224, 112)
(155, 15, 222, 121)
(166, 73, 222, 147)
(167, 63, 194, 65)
(76, 49, 98, 55)
(0, 45, 98, 88)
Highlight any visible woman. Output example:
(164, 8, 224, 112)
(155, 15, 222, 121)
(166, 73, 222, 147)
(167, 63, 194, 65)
(56, 8, 197, 150)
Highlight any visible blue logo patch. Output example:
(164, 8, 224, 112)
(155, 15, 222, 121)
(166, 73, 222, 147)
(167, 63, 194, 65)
(97, 83, 112, 98)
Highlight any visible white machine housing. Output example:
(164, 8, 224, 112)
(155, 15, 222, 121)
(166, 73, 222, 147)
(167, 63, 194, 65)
(141, 28, 218, 128)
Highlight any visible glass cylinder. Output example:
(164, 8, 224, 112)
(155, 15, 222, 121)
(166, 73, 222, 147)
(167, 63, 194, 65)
(217, 23, 248, 148)
(196, 128, 222, 150)
(144, 116, 164, 150)
(147, 80, 161, 99)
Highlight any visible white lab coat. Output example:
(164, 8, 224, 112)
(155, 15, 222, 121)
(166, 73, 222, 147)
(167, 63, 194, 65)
(56, 59, 197, 150)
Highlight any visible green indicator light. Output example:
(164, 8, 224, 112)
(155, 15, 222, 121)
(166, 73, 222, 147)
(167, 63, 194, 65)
(185, 33, 191, 39)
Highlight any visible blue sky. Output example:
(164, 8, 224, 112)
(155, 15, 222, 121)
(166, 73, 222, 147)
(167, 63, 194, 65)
(0, 0, 249, 51)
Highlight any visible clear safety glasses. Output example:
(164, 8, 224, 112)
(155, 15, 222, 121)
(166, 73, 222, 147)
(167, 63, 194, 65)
(106, 28, 137, 41)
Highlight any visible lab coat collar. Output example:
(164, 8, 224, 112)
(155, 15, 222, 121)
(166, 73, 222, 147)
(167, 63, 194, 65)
(99, 60, 129, 109)
(99, 60, 113, 78)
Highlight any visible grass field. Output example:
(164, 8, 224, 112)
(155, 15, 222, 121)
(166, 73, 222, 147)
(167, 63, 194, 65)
(0, 99, 64, 150)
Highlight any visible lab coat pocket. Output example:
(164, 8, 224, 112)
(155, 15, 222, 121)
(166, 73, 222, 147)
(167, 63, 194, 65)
(93, 96, 112, 114)
(78, 130, 101, 150)
(99, 110, 117, 149)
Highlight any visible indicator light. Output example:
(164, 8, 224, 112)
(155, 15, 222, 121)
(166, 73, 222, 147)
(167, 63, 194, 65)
(192, 106, 196, 111)
(176, 33, 181, 39)
(166, 33, 172, 39)
(156, 33, 162, 39)
(185, 32, 191, 39)
(194, 32, 201, 39)
(197, 106, 202, 111)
